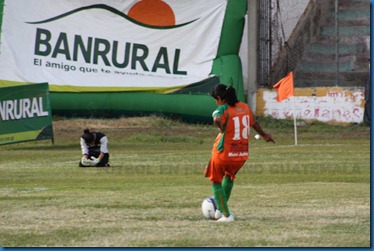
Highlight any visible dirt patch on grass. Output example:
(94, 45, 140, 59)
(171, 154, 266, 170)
(52, 116, 215, 142)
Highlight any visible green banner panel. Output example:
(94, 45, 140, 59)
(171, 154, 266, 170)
(50, 77, 220, 123)
(211, 55, 245, 102)
(217, 0, 247, 56)
(0, 83, 53, 145)
(0, 0, 3, 32)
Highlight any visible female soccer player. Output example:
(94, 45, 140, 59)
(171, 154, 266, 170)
(204, 84, 274, 222)
(79, 129, 110, 167)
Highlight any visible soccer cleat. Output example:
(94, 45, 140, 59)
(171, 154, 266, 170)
(217, 213, 235, 222)
(215, 210, 222, 219)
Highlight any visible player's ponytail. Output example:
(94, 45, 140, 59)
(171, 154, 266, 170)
(225, 85, 239, 107)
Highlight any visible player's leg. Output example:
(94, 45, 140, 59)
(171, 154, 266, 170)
(207, 158, 234, 221)
(212, 183, 229, 217)
(215, 161, 246, 222)
(223, 161, 245, 201)
(222, 176, 234, 202)
(97, 153, 110, 167)
(214, 184, 235, 222)
(207, 159, 228, 217)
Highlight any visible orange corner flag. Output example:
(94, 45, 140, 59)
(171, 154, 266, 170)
(273, 71, 294, 102)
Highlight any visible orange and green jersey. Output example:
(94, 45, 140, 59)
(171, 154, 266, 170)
(211, 102, 255, 161)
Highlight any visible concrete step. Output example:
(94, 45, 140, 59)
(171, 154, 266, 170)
(316, 35, 370, 46)
(309, 43, 367, 55)
(326, 9, 370, 26)
(321, 25, 370, 37)
(299, 59, 368, 73)
(299, 51, 368, 72)
(336, 19, 370, 26)
(294, 71, 368, 87)
(326, 17, 370, 26)
(296, 72, 368, 81)
(338, 0, 370, 10)
(295, 79, 366, 87)
(333, 9, 370, 20)
(300, 60, 354, 72)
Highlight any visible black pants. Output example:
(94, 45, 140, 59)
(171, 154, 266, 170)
(79, 149, 110, 167)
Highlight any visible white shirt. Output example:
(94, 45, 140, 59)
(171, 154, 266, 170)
(80, 136, 109, 155)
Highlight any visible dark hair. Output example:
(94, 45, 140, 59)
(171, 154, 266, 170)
(82, 128, 94, 144)
(210, 84, 239, 107)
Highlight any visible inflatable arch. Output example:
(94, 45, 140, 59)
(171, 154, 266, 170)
(0, 0, 247, 123)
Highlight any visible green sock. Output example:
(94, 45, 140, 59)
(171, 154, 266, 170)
(222, 176, 234, 202)
(212, 183, 230, 217)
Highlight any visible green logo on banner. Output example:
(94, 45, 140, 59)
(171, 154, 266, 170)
(0, 83, 54, 145)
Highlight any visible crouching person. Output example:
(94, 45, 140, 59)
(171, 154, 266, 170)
(79, 128, 110, 167)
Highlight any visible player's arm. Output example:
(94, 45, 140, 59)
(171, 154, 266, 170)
(212, 106, 226, 133)
(213, 115, 224, 133)
(98, 136, 109, 160)
(80, 138, 95, 166)
(80, 138, 89, 158)
(252, 122, 275, 143)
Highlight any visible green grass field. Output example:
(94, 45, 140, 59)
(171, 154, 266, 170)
(0, 116, 370, 247)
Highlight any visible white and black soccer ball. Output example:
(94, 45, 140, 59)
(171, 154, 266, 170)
(201, 196, 217, 219)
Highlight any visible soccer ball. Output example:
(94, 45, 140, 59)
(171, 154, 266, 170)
(201, 196, 217, 219)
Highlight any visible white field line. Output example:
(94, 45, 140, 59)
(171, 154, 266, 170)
(251, 143, 344, 150)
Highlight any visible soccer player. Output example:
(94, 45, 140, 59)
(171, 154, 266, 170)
(204, 84, 274, 222)
(79, 129, 110, 167)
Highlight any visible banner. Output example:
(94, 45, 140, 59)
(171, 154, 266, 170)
(0, 83, 54, 145)
(0, 0, 227, 93)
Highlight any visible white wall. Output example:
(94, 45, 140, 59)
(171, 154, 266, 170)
(258, 87, 365, 124)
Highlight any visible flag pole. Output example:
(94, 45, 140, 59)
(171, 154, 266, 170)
(292, 95, 298, 146)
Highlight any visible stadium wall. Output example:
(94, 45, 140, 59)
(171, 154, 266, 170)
(253, 0, 369, 124)
(256, 87, 365, 124)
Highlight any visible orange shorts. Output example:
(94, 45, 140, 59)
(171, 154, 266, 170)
(204, 158, 246, 183)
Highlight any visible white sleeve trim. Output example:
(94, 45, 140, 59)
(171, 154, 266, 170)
(100, 136, 109, 153)
(80, 138, 89, 155)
